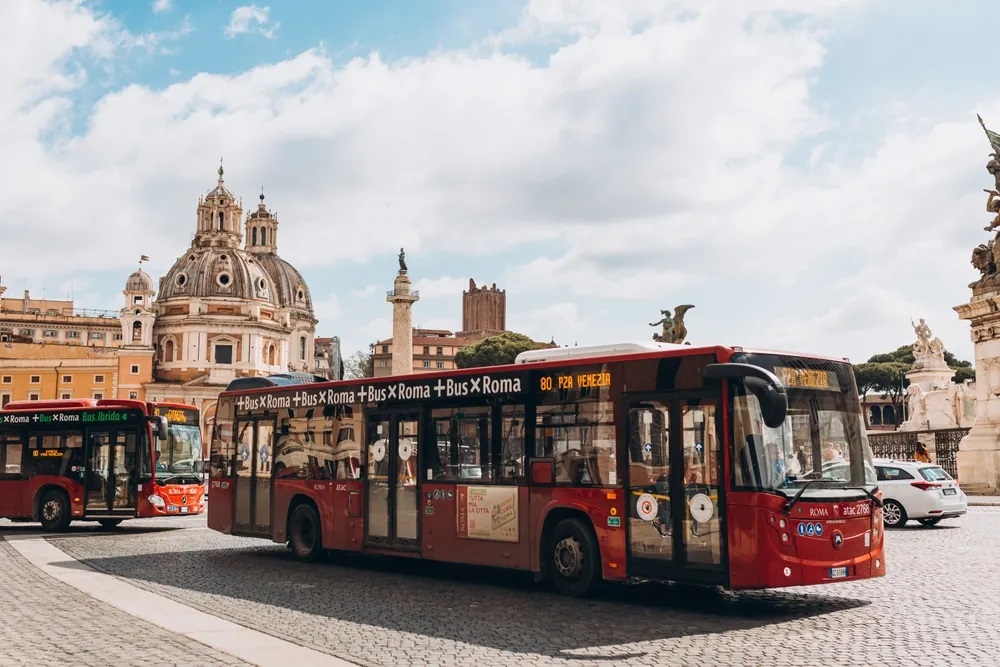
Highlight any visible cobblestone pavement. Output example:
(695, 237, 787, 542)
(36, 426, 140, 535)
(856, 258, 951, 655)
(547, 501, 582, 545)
(5, 507, 988, 667)
(0, 531, 249, 667)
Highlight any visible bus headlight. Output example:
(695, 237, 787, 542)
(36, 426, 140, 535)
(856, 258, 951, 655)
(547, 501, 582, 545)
(148, 494, 165, 508)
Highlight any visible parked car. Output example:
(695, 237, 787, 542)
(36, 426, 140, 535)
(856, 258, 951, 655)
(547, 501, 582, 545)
(821, 457, 966, 527)
(872, 459, 966, 527)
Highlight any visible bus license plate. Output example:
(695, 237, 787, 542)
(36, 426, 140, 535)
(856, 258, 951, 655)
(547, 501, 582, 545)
(180, 506, 189, 513)
(829, 567, 848, 579)
(167, 505, 178, 512)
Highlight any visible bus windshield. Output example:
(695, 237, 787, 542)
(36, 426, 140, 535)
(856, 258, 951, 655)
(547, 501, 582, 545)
(729, 352, 875, 495)
(155, 423, 204, 484)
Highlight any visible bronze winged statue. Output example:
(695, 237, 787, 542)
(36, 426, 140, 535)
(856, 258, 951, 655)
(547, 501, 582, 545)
(650, 304, 695, 344)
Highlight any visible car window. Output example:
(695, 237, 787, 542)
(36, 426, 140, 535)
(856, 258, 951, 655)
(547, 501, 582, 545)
(876, 466, 914, 481)
(919, 466, 951, 481)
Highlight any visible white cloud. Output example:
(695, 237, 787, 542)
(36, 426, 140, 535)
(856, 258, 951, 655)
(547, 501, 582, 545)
(152, 0, 172, 13)
(312, 292, 342, 325)
(224, 5, 278, 39)
(0, 0, 993, 363)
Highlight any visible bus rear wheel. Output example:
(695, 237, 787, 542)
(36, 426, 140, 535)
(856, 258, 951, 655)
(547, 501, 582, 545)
(288, 503, 323, 562)
(38, 490, 71, 532)
(548, 518, 599, 598)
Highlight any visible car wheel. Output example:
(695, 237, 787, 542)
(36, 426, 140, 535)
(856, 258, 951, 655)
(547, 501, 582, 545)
(917, 517, 942, 527)
(882, 500, 907, 527)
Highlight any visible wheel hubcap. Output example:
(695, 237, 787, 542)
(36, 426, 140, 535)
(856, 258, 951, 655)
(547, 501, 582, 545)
(42, 500, 60, 521)
(884, 504, 900, 524)
(554, 537, 583, 578)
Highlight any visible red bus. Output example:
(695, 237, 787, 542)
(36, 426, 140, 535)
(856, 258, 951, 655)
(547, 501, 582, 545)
(0, 398, 205, 531)
(207, 342, 885, 596)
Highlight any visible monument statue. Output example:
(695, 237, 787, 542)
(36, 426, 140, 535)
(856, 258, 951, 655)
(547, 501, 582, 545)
(398, 247, 407, 272)
(972, 116, 1000, 288)
(650, 304, 694, 344)
(910, 317, 946, 367)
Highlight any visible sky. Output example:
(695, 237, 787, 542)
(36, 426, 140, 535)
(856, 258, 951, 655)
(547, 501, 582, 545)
(2, 0, 998, 364)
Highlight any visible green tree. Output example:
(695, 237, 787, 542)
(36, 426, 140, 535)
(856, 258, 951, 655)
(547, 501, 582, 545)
(454, 332, 546, 369)
(343, 350, 374, 379)
(853, 344, 975, 429)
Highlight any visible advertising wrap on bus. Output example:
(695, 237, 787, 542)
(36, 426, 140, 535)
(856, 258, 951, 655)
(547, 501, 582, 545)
(207, 342, 886, 596)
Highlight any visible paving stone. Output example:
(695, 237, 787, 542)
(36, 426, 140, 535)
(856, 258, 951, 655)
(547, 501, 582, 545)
(11, 508, 993, 666)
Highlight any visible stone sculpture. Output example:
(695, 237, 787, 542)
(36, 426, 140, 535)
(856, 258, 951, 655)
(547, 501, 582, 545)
(398, 247, 407, 272)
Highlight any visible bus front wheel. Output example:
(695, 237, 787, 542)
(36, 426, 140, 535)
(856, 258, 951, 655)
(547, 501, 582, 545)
(38, 490, 71, 532)
(548, 517, 599, 597)
(288, 503, 323, 562)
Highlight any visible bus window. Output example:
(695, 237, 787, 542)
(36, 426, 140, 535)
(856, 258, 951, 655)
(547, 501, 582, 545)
(0, 433, 23, 476)
(537, 392, 616, 486)
(456, 408, 491, 483)
(498, 404, 525, 482)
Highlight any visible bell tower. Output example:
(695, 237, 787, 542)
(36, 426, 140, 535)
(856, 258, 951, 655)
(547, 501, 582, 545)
(194, 160, 243, 249)
(245, 189, 279, 254)
(120, 266, 156, 348)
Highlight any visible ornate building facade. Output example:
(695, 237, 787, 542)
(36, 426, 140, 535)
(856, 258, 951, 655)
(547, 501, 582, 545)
(0, 165, 324, 444)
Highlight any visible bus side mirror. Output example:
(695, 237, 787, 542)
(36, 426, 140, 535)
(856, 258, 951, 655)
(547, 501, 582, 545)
(151, 416, 169, 441)
(704, 362, 788, 428)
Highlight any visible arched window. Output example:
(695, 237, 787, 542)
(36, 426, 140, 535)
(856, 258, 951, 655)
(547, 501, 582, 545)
(132, 321, 142, 342)
(883, 405, 896, 425)
(218, 211, 224, 230)
(267, 343, 276, 366)
(251, 227, 257, 246)
(163, 339, 175, 363)
(869, 405, 882, 426)
(300, 336, 307, 360)
(261, 228, 267, 246)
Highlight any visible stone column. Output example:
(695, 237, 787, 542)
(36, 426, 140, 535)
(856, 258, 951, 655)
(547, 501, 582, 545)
(386, 268, 419, 377)
(954, 295, 1000, 493)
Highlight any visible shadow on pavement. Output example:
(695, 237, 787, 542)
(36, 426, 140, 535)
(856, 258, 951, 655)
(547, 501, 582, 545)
(0, 521, 188, 538)
(46, 542, 872, 661)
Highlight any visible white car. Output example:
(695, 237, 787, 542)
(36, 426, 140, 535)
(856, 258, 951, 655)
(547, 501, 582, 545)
(871, 458, 967, 527)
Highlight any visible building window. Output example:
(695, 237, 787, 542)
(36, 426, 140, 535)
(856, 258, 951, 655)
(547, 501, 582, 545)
(89, 332, 103, 341)
(0, 394, 9, 407)
(215, 344, 234, 364)
(43, 330, 57, 338)
(94, 375, 105, 383)
(29, 376, 40, 384)
(162, 339, 175, 363)
(133, 295, 143, 304)
(422, 361, 430, 368)
(423, 346, 430, 355)
(61, 375, 72, 384)
(130, 364, 140, 374)
(60, 393, 71, 400)
(19, 329, 32, 337)
(436, 347, 443, 355)
(66, 331, 79, 339)
(93, 392, 103, 400)
(114, 333, 123, 341)
(129, 391, 138, 400)
(436, 361, 444, 369)
(382, 345, 388, 354)
(1, 376, 10, 384)
(378, 359, 388, 367)
(28, 393, 39, 401)
(299, 336, 307, 360)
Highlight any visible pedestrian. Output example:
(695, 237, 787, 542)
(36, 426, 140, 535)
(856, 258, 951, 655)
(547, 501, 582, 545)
(913, 442, 931, 463)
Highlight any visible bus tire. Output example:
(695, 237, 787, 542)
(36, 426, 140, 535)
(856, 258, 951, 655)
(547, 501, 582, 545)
(38, 489, 71, 532)
(288, 503, 323, 562)
(98, 519, 124, 529)
(548, 517, 599, 598)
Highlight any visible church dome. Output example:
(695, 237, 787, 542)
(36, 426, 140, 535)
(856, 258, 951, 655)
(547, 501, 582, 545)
(253, 253, 313, 312)
(157, 247, 279, 304)
(125, 269, 154, 293)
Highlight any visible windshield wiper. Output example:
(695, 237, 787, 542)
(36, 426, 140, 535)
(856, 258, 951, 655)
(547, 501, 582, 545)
(844, 484, 883, 508)
(783, 478, 829, 513)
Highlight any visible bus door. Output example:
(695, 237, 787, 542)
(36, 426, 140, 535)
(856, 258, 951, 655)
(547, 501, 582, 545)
(233, 418, 275, 536)
(85, 429, 139, 514)
(625, 392, 726, 585)
(365, 410, 420, 549)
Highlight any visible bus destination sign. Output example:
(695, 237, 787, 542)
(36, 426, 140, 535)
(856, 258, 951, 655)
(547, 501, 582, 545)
(0, 410, 134, 425)
(776, 367, 838, 391)
(233, 371, 531, 413)
(153, 406, 198, 425)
